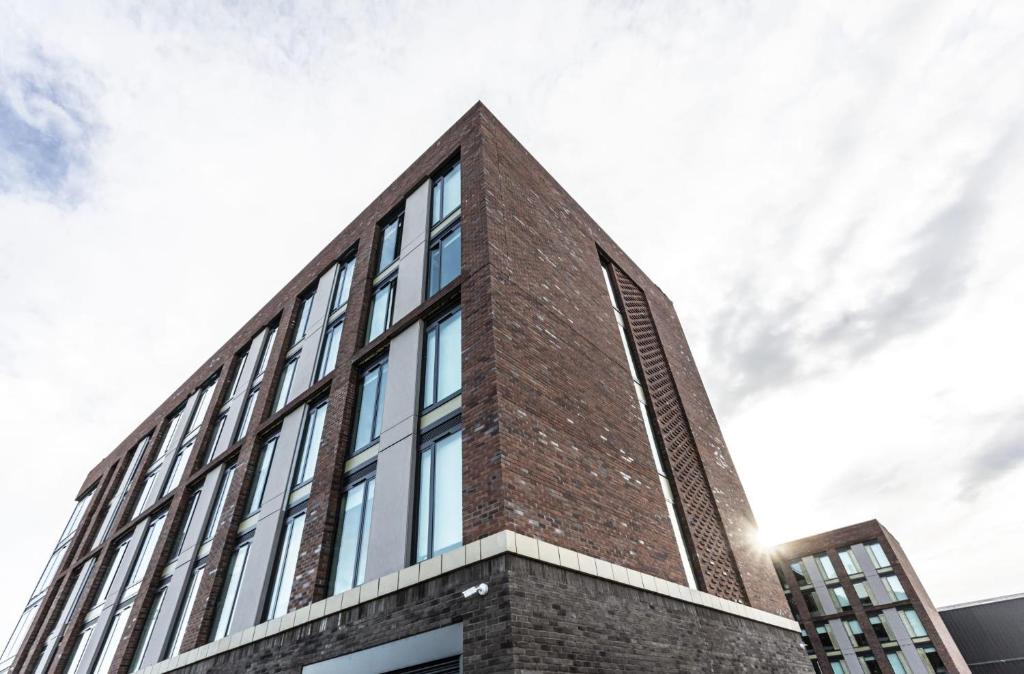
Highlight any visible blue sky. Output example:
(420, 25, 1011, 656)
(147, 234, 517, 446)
(2, 0, 1023, 638)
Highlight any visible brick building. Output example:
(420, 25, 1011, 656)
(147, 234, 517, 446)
(2, 103, 810, 673)
(774, 521, 969, 674)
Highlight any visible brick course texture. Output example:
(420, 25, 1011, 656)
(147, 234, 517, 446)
(12, 103, 791, 674)
(168, 555, 811, 674)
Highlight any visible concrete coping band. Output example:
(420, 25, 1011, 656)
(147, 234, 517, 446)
(136, 530, 800, 673)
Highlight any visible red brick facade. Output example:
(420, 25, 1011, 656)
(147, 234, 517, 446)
(13, 103, 788, 674)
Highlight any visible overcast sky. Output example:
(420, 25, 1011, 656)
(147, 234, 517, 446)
(2, 1, 1023, 637)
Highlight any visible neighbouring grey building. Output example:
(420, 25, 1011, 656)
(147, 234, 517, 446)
(940, 593, 1024, 674)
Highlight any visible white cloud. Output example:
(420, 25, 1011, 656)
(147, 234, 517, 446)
(2, 0, 1023, 640)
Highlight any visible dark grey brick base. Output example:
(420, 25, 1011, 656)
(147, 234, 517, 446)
(172, 555, 812, 673)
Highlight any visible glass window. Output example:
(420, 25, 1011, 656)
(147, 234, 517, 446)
(127, 513, 167, 587)
(845, 619, 868, 647)
(317, 319, 344, 379)
(203, 413, 227, 465)
(803, 588, 822, 616)
(900, 608, 927, 637)
(869, 613, 891, 642)
(854, 581, 875, 607)
(229, 350, 250, 398)
(377, 215, 402, 273)
(427, 223, 461, 296)
(155, 410, 183, 462)
(918, 645, 947, 674)
(65, 623, 95, 674)
(838, 548, 860, 575)
(353, 361, 387, 452)
(431, 161, 461, 225)
(94, 540, 130, 608)
(265, 511, 306, 620)
(187, 380, 217, 434)
(366, 279, 395, 342)
(293, 401, 328, 487)
(129, 586, 166, 672)
(31, 543, 68, 598)
(790, 560, 809, 585)
(161, 439, 195, 496)
(255, 326, 278, 376)
(292, 292, 316, 346)
(816, 624, 835, 651)
(95, 438, 148, 548)
(776, 565, 789, 591)
(887, 651, 911, 674)
(860, 656, 883, 674)
(247, 437, 277, 514)
(93, 600, 133, 674)
(331, 259, 355, 311)
(171, 490, 202, 558)
(422, 309, 462, 408)
(867, 541, 890, 568)
(60, 490, 95, 543)
(811, 660, 822, 674)
(816, 554, 838, 580)
(331, 477, 375, 594)
(415, 428, 462, 562)
(202, 464, 236, 543)
(1, 601, 40, 661)
(212, 543, 250, 641)
(236, 387, 259, 441)
(831, 586, 851, 610)
(829, 658, 848, 674)
(132, 470, 157, 519)
(883, 575, 907, 601)
(165, 565, 204, 658)
(275, 357, 299, 412)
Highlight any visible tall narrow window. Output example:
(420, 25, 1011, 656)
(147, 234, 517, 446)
(415, 427, 462, 562)
(866, 541, 890, 568)
(860, 655, 883, 674)
(816, 624, 835, 650)
(229, 350, 250, 399)
(431, 161, 461, 225)
(854, 581, 876, 607)
(838, 548, 860, 575)
(293, 401, 328, 487)
(845, 619, 869, 647)
(161, 438, 195, 496)
(422, 309, 461, 408)
(129, 586, 166, 672)
(236, 387, 259, 441)
(331, 259, 355, 311)
(155, 410, 183, 462)
(377, 215, 402, 273)
(59, 490, 95, 543)
(803, 588, 822, 616)
(132, 469, 158, 519)
(831, 585, 851, 610)
(92, 601, 133, 674)
(366, 278, 396, 342)
(171, 490, 202, 558)
(829, 659, 849, 674)
(317, 319, 344, 379)
(883, 575, 907, 601)
(331, 476, 375, 594)
(31, 543, 69, 598)
(202, 464, 236, 543)
(869, 613, 891, 642)
(93, 540, 130, 608)
(900, 608, 927, 637)
(246, 437, 277, 515)
(64, 623, 95, 674)
(94, 437, 148, 548)
(816, 554, 837, 580)
(187, 380, 217, 434)
(601, 261, 697, 588)
(265, 510, 306, 620)
(292, 291, 316, 346)
(203, 414, 227, 465)
(427, 223, 461, 296)
(127, 513, 167, 586)
(1, 601, 40, 662)
(165, 565, 204, 658)
(353, 360, 387, 452)
(274, 357, 299, 412)
(887, 651, 911, 674)
(212, 542, 250, 640)
(255, 325, 278, 376)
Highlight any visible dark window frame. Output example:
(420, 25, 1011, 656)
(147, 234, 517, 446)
(412, 418, 462, 564)
(351, 358, 388, 455)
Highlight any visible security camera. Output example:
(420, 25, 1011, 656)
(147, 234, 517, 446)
(461, 583, 489, 598)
